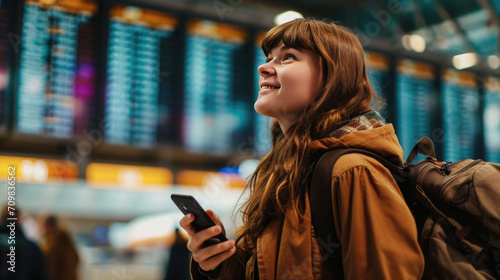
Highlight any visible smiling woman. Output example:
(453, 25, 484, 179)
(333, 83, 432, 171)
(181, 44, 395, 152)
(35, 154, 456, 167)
(179, 18, 424, 280)
(255, 43, 323, 134)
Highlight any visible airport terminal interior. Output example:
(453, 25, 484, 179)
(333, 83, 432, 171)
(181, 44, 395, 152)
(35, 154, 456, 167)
(0, 0, 500, 279)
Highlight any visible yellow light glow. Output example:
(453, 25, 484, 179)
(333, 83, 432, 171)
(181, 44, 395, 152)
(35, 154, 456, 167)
(452, 53, 478, 70)
(410, 34, 426, 53)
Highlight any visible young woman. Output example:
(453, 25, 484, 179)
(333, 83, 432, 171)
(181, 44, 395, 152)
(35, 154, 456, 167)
(179, 18, 424, 279)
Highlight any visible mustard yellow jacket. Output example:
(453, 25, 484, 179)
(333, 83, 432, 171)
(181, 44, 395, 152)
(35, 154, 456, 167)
(192, 124, 424, 279)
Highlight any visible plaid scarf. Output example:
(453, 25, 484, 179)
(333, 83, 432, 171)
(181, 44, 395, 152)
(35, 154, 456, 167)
(327, 111, 386, 139)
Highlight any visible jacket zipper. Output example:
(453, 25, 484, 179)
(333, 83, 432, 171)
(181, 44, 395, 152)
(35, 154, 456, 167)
(438, 159, 482, 189)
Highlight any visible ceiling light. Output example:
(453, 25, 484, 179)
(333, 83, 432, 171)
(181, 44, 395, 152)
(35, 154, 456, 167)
(402, 35, 412, 50)
(274, 11, 303, 26)
(409, 34, 426, 53)
(452, 53, 479, 70)
(488, 55, 500, 69)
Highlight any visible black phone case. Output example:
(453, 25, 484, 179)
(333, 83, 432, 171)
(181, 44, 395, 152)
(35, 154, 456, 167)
(171, 194, 228, 245)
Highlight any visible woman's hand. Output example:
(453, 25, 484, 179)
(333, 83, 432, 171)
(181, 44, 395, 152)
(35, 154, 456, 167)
(179, 209, 237, 271)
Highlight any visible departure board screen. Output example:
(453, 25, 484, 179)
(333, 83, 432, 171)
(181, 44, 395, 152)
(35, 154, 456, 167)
(442, 70, 480, 162)
(0, 0, 11, 132)
(366, 52, 391, 120)
(254, 33, 271, 155)
(484, 77, 500, 163)
(396, 60, 436, 159)
(366, 52, 390, 98)
(104, 6, 177, 147)
(183, 20, 247, 153)
(16, 0, 98, 138)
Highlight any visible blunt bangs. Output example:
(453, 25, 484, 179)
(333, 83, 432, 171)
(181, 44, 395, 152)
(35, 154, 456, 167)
(261, 19, 317, 56)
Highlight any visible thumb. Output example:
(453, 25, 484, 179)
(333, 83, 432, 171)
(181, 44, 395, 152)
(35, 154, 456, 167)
(205, 209, 220, 224)
(205, 209, 225, 234)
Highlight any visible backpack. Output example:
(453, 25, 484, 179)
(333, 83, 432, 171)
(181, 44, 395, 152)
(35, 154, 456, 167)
(309, 136, 500, 280)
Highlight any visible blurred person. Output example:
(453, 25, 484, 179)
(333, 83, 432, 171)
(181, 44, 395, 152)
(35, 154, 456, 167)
(179, 18, 424, 279)
(20, 214, 41, 241)
(39, 214, 79, 280)
(164, 227, 191, 280)
(0, 204, 49, 280)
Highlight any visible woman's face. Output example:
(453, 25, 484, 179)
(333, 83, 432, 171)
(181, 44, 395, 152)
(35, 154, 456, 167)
(255, 42, 323, 133)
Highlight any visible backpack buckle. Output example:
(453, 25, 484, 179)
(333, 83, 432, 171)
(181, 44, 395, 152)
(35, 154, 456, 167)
(440, 162, 452, 175)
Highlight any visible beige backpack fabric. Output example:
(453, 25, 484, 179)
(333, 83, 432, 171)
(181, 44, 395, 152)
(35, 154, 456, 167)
(309, 137, 500, 279)
(407, 138, 500, 279)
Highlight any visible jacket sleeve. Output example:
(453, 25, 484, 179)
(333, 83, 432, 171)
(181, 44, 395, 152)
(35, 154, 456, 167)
(190, 245, 251, 280)
(331, 163, 424, 280)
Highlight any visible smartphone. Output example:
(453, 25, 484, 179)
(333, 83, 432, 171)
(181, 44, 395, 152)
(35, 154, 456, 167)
(171, 194, 228, 246)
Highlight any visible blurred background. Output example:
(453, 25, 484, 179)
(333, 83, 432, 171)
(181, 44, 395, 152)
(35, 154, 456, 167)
(0, 0, 499, 279)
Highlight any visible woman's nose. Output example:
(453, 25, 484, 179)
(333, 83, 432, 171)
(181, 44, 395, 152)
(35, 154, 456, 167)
(258, 61, 276, 77)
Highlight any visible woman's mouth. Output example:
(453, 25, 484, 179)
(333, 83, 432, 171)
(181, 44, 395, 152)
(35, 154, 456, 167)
(261, 85, 279, 89)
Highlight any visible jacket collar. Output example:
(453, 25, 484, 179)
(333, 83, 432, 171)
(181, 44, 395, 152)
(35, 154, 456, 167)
(310, 124, 404, 166)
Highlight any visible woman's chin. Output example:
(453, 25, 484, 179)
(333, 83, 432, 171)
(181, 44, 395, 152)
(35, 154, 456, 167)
(254, 102, 272, 118)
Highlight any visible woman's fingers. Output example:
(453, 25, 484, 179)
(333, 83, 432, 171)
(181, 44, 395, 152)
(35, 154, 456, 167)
(193, 239, 235, 262)
(205, 209, 220, 223)
(198, 246, 237, 271)
(206, 209, 226, 234)
(194, 240, 237, 271)
(186, 225, 222, 251)
(179, 211, 234, 271)
(179, 214, 197, 236)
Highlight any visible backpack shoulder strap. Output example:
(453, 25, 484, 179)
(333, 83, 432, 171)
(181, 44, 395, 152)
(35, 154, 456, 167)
(309, 149, 352, 278)
(309, 148, 400, 278)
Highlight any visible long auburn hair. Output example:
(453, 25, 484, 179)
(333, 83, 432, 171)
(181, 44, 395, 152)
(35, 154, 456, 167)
(235, 18, 384, 251)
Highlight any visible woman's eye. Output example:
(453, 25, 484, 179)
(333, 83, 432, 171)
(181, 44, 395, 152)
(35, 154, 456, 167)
(284, 54, 295, 61)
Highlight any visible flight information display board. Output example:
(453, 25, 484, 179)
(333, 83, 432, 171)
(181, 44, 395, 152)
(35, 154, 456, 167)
(484, 76, 500, 163)
(396, 59, 436, 159)
(183, 20, 247, 153)
(366, 52, 391, 99)
(0, 0, 11, 132)
(366, 52, 391, 120)
(442, 69, 480, 162)
(16, 0, 98, 138)
(254, 32, 271, 155)
(104, 5, 177, 147)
